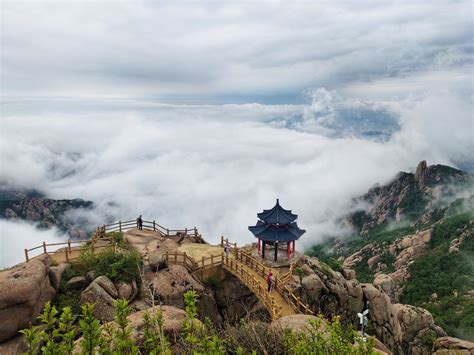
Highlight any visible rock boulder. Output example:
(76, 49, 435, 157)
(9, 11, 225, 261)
(433, 336, 474, 354)
(0, 255, 55, 342)
(80, 276, 118, 321)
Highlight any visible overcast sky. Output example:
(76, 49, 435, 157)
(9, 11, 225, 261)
(0, 1, 473, 265)
(1, 0, 472, 103)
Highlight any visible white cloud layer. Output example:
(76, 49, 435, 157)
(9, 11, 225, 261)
(0, 89, 472, 257)
(0, 220, 66, 268)
(0, 1, 472, 267)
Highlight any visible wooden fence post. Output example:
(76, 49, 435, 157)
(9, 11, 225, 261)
(174, 251, 177, 263)
(119, 220, 122, 232)
(43, 241, 47, 254)
(65, 248, 69, 263)
(165, 251, 169, 263)
(201, 256, 205, 268)
(166, 228, 169, 236)
(153, 220, 156, 231)
(211, 254, 214, 265)
(220, 236, 224, 247)
(184, 228, 187, 235)
(24, 249, 29, 262)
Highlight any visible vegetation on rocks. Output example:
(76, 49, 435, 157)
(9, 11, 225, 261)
(23, 291, 375, 354)
(401, 213, 474, 340)
(307, 162, 474, 342)
(52, 245, 142, 313)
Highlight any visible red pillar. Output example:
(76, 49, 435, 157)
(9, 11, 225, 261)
(258, 239, 261, 255)
(287, 241, 290, 259)
(292, 240, 295, 253)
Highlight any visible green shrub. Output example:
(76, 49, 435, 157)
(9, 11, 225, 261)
(431, 212, 473, 248)
(78, 247, 142, 282)
(378, 252, 395, 273)
(282, 315, 375, 354)
(106, 231, 126, 248)
(23, 292, 376, 354)
(326, 257, 343, 272)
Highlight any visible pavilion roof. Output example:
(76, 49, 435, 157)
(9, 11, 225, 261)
(248, 220, 305, 242)
(249, 199, 305, 242)
(256, 199, 297, 225)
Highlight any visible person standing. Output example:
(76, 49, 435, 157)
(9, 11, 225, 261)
(136, 215, 143, 230)
(266, 271, 273, 293)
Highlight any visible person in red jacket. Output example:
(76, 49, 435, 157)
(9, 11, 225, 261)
(266, 271, 273, 293)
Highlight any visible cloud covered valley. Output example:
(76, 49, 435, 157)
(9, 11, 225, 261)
(1, 88, 472, 269)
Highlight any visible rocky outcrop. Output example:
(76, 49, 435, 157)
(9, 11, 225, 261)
(290, 256, 446, 354)
(49, 263, 70, 291)
(271, 314, 321, 334)
(360, 283, 446, 354)
(149, 264, 203, 307)
(415, 160, 428, 187)
(0, 334, 28, 355)
(0, 255, 56, 342)
(291, 257, 364, 324)
(65, 276, 89, 291)
(115, 280, 138, 301)
(2, 195, 93, 237)
(80, 276, 118, 321)
(343, 229, 433, 303)
(432, 336, 474, 354)
(347, 161, 470, 235)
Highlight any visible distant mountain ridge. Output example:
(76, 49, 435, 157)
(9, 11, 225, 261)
(348, 160, 472, 235)
(309, 161, 474, 341)
(0, 187, 94, 239)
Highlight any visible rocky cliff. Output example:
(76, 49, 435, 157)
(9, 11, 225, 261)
(310, 161, 474, 343)
(0, 188, 94, 238)
(348, 161, 472, 235)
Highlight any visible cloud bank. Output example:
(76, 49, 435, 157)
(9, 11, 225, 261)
(0, 220, 66, 268)
(0, 1, 472, 267)
(1, 89, 472, 255)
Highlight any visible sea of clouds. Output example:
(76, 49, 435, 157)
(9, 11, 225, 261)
(1, 88, 472, 268)
(1, 1, 473, 267)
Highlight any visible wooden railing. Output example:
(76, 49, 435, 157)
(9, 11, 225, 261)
(164, 251, 225, 272)
(220, 236, 237, 249)
(221, 253, 283, 319)
(24, 237, 116, 263)
(231, 246, 314, 316)
(24, 218, 199, 263)
(93, 219, 200, 240)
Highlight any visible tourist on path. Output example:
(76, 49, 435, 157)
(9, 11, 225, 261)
(266, 271, 273, 293)
(136, 215, 143, 230)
